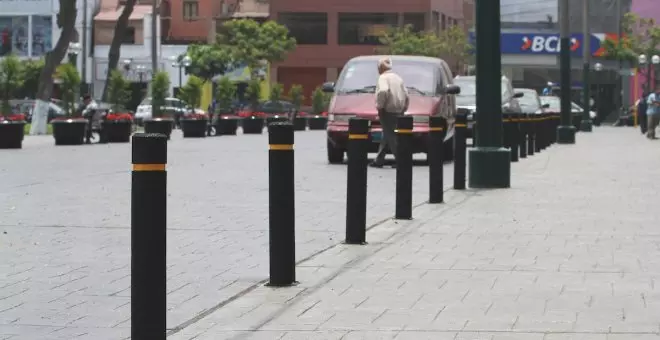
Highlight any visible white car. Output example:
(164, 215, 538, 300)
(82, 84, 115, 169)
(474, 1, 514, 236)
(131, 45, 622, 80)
(540, 96, 596, 119)
(135, 97, 204, 124)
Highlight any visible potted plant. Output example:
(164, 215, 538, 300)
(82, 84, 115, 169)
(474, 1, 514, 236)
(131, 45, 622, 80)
(143, 71, 174, 139)
(0, 55, 27, 149)
(51, 63, 87, 145)
(214, 76, 240, 135)
(288, 84, 306, 131)
(241, 78, 265, 134)
(308, 87, 329, 130)
(266, 82, 287, 126)
(102, 70, 133, 142)
(178, 75, 208, 138)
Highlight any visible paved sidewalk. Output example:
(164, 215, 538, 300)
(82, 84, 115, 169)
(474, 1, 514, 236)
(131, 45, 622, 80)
(170, 127, 660, 340)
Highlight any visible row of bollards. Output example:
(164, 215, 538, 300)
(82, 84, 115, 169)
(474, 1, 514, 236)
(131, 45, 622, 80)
(128, 112, 562, 338)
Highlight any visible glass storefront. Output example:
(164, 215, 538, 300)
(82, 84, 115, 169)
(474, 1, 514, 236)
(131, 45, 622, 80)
(0, 15, 52, 58)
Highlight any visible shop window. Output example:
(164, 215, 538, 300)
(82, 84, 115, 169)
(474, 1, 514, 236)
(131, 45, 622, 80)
(338, 13, 398, 45)
(278, 12, 328, 44)
(183, 1, 199, 21)
(123, 27, 136, 44)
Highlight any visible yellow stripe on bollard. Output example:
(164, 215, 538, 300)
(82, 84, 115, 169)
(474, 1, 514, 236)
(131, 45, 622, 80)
(269, 144, 294, 150)
(132, 164, 166, 171)
(396, 129, 413, 134)
(455, 124, 467, 128)
(348, 134, 369, 139)
(429, 127, 444, 131)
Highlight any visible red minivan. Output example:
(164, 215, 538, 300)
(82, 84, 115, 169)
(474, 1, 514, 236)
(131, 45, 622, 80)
(323, 55, 460, 164)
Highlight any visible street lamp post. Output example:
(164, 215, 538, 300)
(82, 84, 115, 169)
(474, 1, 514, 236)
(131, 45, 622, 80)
(580, 0, 593, 132)
(171, 55, 192, 90)
(557, 0, 576, 144)
(468, 0, 511, 188)
(594, 62, 603, 122)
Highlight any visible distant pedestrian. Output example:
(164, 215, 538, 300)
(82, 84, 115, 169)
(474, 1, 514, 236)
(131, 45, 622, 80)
(646, 87, 660, 139)
(638, 91, 648, 134)
(370, 57, 409, 168)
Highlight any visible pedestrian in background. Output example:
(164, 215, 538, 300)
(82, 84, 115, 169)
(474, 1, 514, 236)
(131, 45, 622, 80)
(638, 91, 648, 134)
(370, 57, 409, 168)
(646, 87, 660, 139)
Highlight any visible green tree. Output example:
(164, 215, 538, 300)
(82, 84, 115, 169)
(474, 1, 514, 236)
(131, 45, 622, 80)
(217, 19, 296, 78)
(55, 63, 81, 116)
(178, 75, 204, 109)
(378, 24, 442, 56)
(602, 13, 660, 64)
(151, 71, 170, 118)
(106, 70, 130, 112)
(288, 84, 304, 112)
(269, 82, 283, 112)
(0, 55, 23, 114)
(215, 76, 236, 113)
(185, 44, 235, 82)
(246, 78, 261, 110)
(18, 59, 43, 99)
(311, 87, 325, 114)
(438, 25, 472, 71)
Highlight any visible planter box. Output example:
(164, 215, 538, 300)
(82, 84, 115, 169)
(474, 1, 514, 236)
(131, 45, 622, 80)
(266, 115, 288, 125)
(308, 116, 328, 130)
(181, 119, 208, 138)
(102, 120, 132, 143)
(215, 116, 240, 135)
(0, 121, 26, 149)
(242, 117, 264, 134)
(144, 118, 174, 139)
(293, 117, 307, 131)
(52, 119, 87, 145)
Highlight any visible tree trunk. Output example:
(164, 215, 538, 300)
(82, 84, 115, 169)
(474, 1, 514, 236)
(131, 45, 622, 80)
(29, 0, 77, 135)
(100, 0, 137, 102)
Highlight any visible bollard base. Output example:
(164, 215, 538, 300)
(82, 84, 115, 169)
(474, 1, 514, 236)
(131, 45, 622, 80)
(579, 119, 593, 132)
(556, 125, 576, 144)
(468, 147, 511, 189)
(266, 280, 299, 288)
(343, 241, 368, 245)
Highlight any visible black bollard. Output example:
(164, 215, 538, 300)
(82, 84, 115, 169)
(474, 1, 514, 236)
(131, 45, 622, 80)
(131, 133, 167, 340)
(527, 114, 535, 156)
(519, 113, 527, 159)
(453, 113, 467, 190)
(536, 114, 544, 152)
(345, 118, 370, 244)
(267, 122, 296, 286)
(510, 113, 519, 162)
(395, 116, 413, 220)
(428, 116, 446, 203)
(502, 113, 512, 152)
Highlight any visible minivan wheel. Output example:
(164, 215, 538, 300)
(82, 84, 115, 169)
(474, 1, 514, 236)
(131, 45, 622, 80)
(327, 141, 344, 164)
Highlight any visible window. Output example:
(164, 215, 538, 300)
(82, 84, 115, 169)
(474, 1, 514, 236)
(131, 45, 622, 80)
(335, 59, 437, 94)
(123, 26, 136, 44)
(278, 12, 327, 44)
(183, 1, 199, 20)
(432, 11, 440, 35)
(338, 13, 397, 45)
(441, 14, 446, 30)
(403, 13, 425, 33)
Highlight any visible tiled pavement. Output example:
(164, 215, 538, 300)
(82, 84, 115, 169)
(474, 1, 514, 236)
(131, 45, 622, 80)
(1, 129, 453, 339)
(167, 127, 660, 340)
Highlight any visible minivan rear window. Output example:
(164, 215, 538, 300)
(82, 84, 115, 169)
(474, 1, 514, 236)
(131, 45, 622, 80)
(335, 60, 436, 94)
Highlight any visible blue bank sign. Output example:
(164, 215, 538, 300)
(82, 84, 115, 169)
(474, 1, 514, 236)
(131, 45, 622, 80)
(468, 32, 615, 56)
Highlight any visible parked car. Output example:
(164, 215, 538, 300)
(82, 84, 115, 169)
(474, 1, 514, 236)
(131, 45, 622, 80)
(452, 75, 523, 137)
(539, 96, 596, 128)
(135, 97, 202, 126)
(322, 55, 460, 164)
(514, 88, 550, 115)
(257, 100, 296, 115)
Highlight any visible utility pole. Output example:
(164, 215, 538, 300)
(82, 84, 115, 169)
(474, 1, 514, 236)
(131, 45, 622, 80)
(151, 0, 159, 78)
(468, 0, 511, 189)
(81, 0, 88, 96)
(557, 0, 576, 143)
(580, 0, 593, 131)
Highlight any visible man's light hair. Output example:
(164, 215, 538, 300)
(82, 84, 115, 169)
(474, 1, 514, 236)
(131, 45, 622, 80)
(378, 57, 392, 70)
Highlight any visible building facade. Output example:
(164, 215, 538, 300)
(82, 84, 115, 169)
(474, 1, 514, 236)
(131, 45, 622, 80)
(270, 0, 468, 104)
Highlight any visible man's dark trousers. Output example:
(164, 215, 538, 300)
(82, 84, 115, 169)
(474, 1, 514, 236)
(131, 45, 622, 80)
(373, 110, 398, 166)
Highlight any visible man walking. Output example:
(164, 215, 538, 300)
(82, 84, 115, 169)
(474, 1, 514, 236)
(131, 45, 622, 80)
(646, 87, 660, 139)
(370, 57, 409, 168)
(638, 91, 648, 134)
